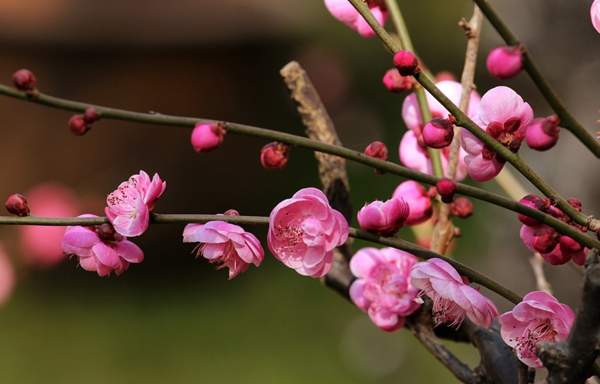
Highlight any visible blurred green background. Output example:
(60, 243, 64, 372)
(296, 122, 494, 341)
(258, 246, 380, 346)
(0, 0, 598, 382)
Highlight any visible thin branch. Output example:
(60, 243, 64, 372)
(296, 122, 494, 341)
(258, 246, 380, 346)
(529, 253, 553, 294)
(471, 0, 600, 158)
(0, 85, 597, 249)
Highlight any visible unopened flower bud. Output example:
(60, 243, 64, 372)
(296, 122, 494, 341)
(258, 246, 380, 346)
(259, 142, 289, 170)
(95, 223, 122, 242)
(191, 123, 225, 152)
(5, 193, 30, 217)
(423, 118, 454, 148)
(68, 115, 90, 136)
(525, 115, 560, 151)
(393, 51, 419, 76)
(486, 45, 523, 80)
(567, 197, 583, 212)
(559, 236, 582, 253)
(83, 107, 100, 124)
(12, 69, 37, 91)
(517, 195, 547, 226)
(533, 231, 558, 254)
(382, 68, 414, 93)
(450, 197, 473, 218)
(364, 140, 388, 161)
(436, 178, 456, 203)
(224, 209, 240, 216)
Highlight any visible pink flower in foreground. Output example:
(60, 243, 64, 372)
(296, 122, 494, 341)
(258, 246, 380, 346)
(500, 291, 575, 368)
(324, 0, 387, 38)
(592, 0, 600, 34)
(268, 188, 348, 277)
(410, 258, 498, 328)
(350, 247, 421, 331)
(62, 215, 144, 276)
(461, 86, 533, 181)
(183, 220, 264, 279)
(486, 46, 523, 80)
(19, 183, 80, 267)
(0, 244, 15, 306)
(357, 198, 409, 236)
(392, 181, 432, 226)
(105, 171, 166, 237)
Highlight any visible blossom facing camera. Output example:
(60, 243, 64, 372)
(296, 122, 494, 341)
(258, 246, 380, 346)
(500, 291, 575, 368)
(392, 181, 432, 225)
(5, 193, 30, 217)
(12, 69, 37, 91)
(260, 142, 289, 170)
(410, 258, 498, 328)
(393, 51, 419, 76)
(183, 221, 264, 279)
(382, 68, 414, 93)
(357, 198, 409, 236)
(486, 46, 523, 80)
(62, 215, 144, 276)
(323, 0, 387, 38)
(105, 170, 166, 237)
(191, 123, 225, 152)
(525, 115, 560, 151)
(350, 247, 421, 331)
(422, 118, 454, 149)
(268, 188, 349, 278)
(363, 140, 389, 161)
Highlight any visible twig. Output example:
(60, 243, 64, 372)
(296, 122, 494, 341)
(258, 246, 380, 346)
(529, 253, 553, 294)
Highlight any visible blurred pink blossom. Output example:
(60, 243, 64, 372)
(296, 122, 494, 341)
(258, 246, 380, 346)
(324, 0, 387, 38)
(591, 0, 600, 34)
(0, 244, 15, 306)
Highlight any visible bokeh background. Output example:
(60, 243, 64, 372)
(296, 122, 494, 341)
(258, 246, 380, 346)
(0, 0, 598, 382)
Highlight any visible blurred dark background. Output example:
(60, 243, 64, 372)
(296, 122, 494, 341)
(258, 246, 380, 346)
(0, 1, 598, 382)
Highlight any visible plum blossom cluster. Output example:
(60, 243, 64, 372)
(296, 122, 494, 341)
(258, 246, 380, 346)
(518, 195, 588, 266)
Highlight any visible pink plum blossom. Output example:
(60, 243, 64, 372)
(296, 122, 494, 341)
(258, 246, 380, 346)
(0, 244, 15, 306)
(486, 46, 523, 80)
(350, 247, 421, 331)
(392, 181, 432, 226)
(357, 198, 409, 236)
(525, 115, 560, 151)
(183, 220, 264, 279)
(62, 215, 144, 276)
(105, 170, 166, 237)
(592, 0, 600, 34)
(18, 183, 80, 267)
(410, 258, 498, 328)
(500, 291, 575, 368)
(268, 187, 349, 278)
(324, 0, 387, 38)
(461, 86, 533, 181)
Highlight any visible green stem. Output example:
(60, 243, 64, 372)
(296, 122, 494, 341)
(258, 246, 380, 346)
(0, 213, 521, 303)
(345, 0, 594, 230)
(0, 84, 597, 249)
(471, 0, 600, 158)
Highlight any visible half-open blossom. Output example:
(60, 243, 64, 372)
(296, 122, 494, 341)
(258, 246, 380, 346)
(105, 170, 166, 237)
(324, 0, 387, 38)
(410, 258, 498, 328)
(500, 291, 575, 368)
(392, 181, 432, 225)
(357, 198, 409, 236)
(486, 46, 523, 79)
(592, 0, 600, 34)
(525, 115, 560, 151)
(268, 187, 348, 277)
(350, 247, 421, 331)
(183, 221, 264, 279)
(190, 123, 225, 152)
(62, 215, 144, 276)
(0, 244, 15, 306)
(461, 86, 533, 181)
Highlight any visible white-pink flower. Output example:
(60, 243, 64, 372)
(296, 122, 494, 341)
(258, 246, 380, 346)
(592, 0, 600, 34)
(324, 0, 387, 38)
(461, 86, 533, 181)
(350, 247, 421, 331)
(410, 258, 498, 328)
(500, 291, 575, 368)
(268, 188, 349, 278)
(183, 221, 264, 279)
(105, 170, 166, 237)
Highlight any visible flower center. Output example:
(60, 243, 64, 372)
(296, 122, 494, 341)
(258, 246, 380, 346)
(515, 319, 557, 360)
(431, 294, 465, 328)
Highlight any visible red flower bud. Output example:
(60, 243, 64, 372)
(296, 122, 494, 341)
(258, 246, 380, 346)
(422, 118, 454, 148)
(525, 115, 560, 151)
(559, 236, 582, 253)
(436, 178, 456, 203)
(382, 68, 414, 93)
(533, 231, 558, 254)
(260, 142, 289, 170)
(450, 197, 473, 218)
(68, 115, 90, 136)
(12, 69, 37, 91)
(393, 51, 419, 76)
(83, 107, 100, 124)
(364, 141, 388, 161)
(5, 193, 30, 217)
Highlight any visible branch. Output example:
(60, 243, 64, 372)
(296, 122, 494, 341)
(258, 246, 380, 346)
(470, 0, 600, 158)
(0, 86, 597, 249)
(539, 251, 600, 383)
(529, 253, 553, 294)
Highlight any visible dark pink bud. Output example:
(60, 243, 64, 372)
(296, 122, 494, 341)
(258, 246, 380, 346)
(393, 51, 419, 76)
(559, 236, 582, 253)
(364, 140, 388, 161)
(68, 115, 90, 136)
(382, 68, 414, 93)
(259, 142, 289, 170)
(5, 193, 30, 217)
(224, 209, 240, 216)
(517, 194, 546, 226)
(422, 118, 454, 148)
(533, 231, 558, 254)
(191, 123, 225, 152)
(83, 107, 100, 124)
(525, 115, 560, 151)
(12, 69, 37, 91)
(567, 197, 583, 212)
(435, 71, 456, 82)
(450, 197, 473, 218)
(436, 178, 456, 203)
(95, 223, 122, 242)
(486, 45, 523, 79)
(541, 246, 571, 265)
